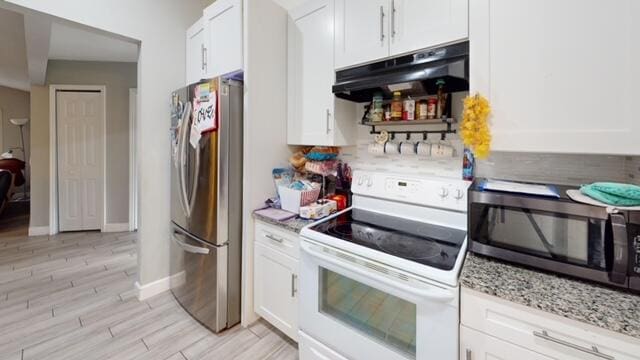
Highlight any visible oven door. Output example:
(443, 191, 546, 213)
(299, 239, 459, 360)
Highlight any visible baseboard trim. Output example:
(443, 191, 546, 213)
(103, 223, 130, 233)
(135, 273, 179, 301)
(28, 226, 50, 236)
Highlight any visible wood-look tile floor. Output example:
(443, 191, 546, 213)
(0, 231, 298, 360)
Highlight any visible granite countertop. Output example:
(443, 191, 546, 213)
(461, 252, 640, 340)
(252, 211, 315, 234)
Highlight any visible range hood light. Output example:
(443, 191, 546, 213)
(387, 82, 414, 92)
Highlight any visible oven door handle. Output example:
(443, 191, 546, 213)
(301, 241, 455, 302)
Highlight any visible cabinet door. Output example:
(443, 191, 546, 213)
(288, 0, 355, 146)
(471, 0, 640, 155)
(254, 242, 298, 341)
(390, 0, 468, 56)
(186, 18, 206, 85)
(203, 0, 243, 78)
(335, 0, 390, 69)
(461, 326, 552, 360)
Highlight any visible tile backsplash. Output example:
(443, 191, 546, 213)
(338, 94, 639, 186)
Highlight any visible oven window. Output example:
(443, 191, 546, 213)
(319, 268, 416, 359)
(470, 204, 608, 269)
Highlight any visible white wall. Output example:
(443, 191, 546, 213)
(5, 0, 202, 286)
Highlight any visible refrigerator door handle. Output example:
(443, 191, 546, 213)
(188, 138, 201, 213)
(172, 231, 210, 255)
(178, 103, 192, 218)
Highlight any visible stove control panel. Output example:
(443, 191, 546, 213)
(352, 171, 472, 212)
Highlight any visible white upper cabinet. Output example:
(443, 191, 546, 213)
(471, 0, 640, 155)
(390, 0, 468, 56)
(203, 0, 243, 78)
(335, 0, 389, 70)
(288, 0, 355, 146)
(186, 18, 206, 85)
(335, 0, 469, 70)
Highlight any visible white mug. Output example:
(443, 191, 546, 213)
(431, 142, 455, 158)
(400, 141, 416, 155)
(384, 141, 400, 155)
(416, 141, 432, 156)
(367, 142, 386, 155)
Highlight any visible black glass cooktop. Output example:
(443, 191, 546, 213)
(310, 209, 466, 271)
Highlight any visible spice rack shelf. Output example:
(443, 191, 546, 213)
(361, 118, 457, 141)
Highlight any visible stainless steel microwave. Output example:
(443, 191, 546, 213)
(468, 179, 640, 292)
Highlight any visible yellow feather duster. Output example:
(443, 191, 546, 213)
(461, 94, 492, 159)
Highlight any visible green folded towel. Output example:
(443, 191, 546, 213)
(580, 182, 640, 207)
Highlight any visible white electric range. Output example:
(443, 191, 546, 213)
(298, 171, 471, 360)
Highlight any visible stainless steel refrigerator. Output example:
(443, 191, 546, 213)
(169, 77, 243, 333)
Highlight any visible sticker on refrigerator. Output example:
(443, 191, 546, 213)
(193, 89, 217, 134)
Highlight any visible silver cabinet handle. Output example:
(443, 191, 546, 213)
(533, 330, 614, 360)
(265, 234, 284, 243)
(379, 5, 385, 43)
(326, 109, 331, 134)
(291, 274, 297, 297)
(391, 0, 397, 38)
(465, 349, 472, 360)
(201, 44, 206, 71)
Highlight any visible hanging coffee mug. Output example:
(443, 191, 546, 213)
(384, 141, 401, 155)
(400, 141, 417, 155)
(431, 141, 455, 158)
(368, 142, 386, 155)
(416, 141, 433, 156)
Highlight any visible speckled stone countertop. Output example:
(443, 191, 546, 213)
(252, 211, 315, 234)
(461, 253, 640, 339)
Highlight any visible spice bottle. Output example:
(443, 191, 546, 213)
(402, 96, 415, 121)
(436, 79, 447, 119)
(417, 99, 428, 120)
(427, 98, 437, 119)
(391, 91, 403, 121)
(371, 92, 384, 122)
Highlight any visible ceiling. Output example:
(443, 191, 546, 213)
(48, 21, 139, 63)
(0, 8, 29, 91)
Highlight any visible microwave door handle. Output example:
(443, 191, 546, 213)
(609, 213, 628, 284)
(301, 241, 455, 302)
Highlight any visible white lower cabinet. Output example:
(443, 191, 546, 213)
(253, 222, 299, 341)
(461, 326, 552, 360)
(461, 288, 640, 360)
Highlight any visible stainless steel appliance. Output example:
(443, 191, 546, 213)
(468, 179, 640, 292)
(332, 41, 469, 103)
(169, 77, 243, 332)
(299, 171, 470, 360)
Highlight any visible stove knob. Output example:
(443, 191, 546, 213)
(357, 177, 364, 186)
(366, 178, 374, 187)
(454, 189, 464, 200)
(439, 187, 449, 199)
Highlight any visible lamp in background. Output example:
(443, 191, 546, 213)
(9, 118, 29, 200)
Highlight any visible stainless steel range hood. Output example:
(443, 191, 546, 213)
(333, 42, 469, 103)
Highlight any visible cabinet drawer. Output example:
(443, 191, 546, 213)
(299, 331, 349, 360)
(461, 325, 552, 360)
(255, 221, 300, 260)
(461, 288, 640, 360)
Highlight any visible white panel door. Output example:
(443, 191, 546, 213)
(470, 0, 640, 155)
(57, 91, 104, 232)
(203, 0, 243, 78)
(186, 18, 206, 85)
(461, 326, 553, 360)
(390, 0, 468, 56)
(335, 0, 390, 69)
(254, 242, 298, 341)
